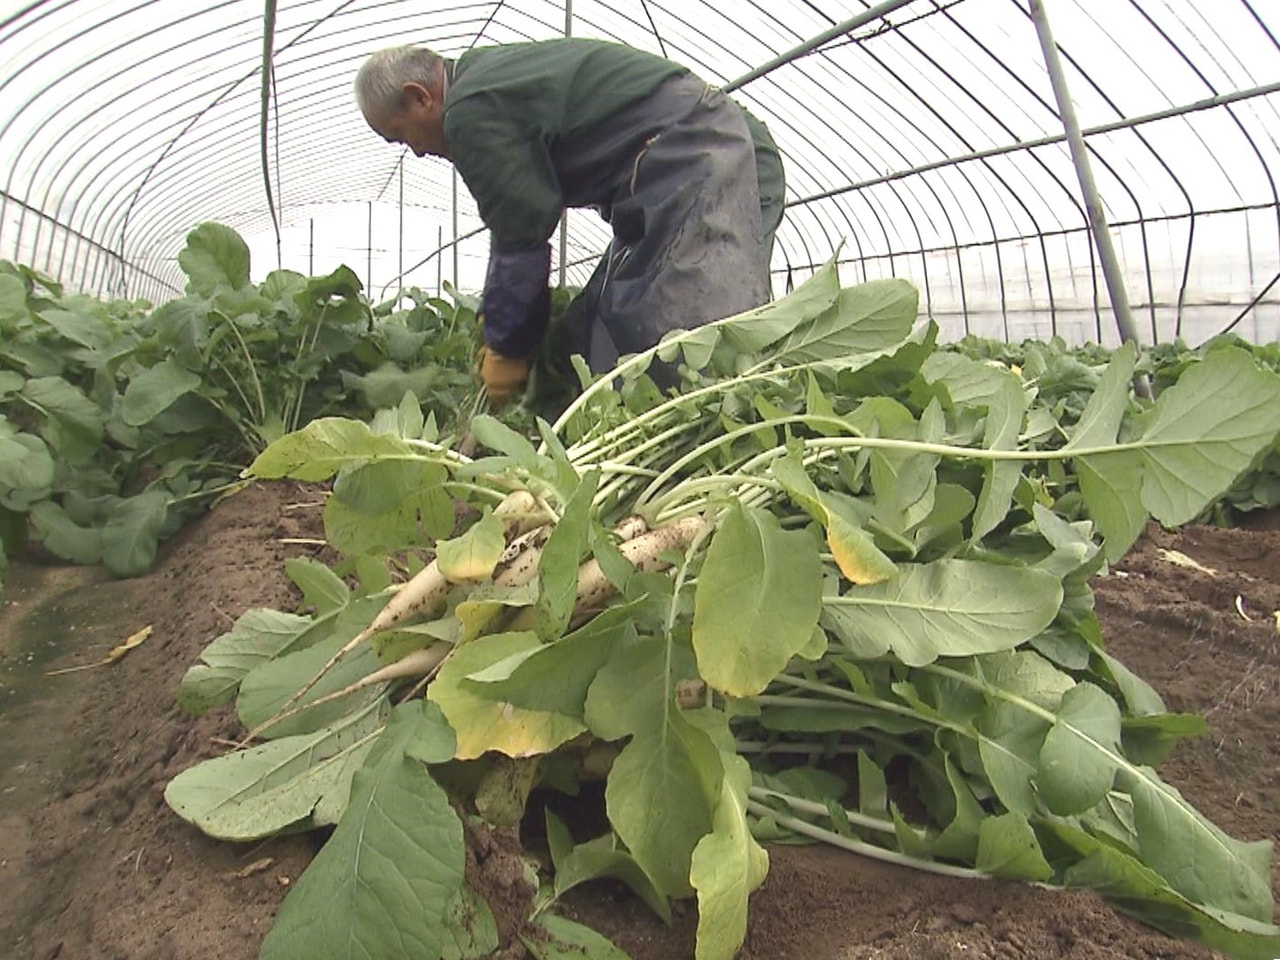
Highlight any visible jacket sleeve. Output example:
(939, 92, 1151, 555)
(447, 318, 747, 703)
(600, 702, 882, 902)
(480, 244, 551, 359)
(446, 100, 565, 253)
(445, 101, 559, 358)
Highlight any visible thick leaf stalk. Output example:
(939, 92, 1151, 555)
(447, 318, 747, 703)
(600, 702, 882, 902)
(165, 260, 1280, 960)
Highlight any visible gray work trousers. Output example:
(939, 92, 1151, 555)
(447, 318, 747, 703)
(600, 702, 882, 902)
(564, 77, 776, 385)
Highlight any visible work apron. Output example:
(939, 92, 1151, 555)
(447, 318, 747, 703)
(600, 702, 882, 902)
(556, 75, 775, 386)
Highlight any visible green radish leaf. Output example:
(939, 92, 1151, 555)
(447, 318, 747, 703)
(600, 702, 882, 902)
(761, 279, 919, 369)
(323, 482, 455, 554)
(35, 307, 112, 349)
(692, 503, 823, 696)
(587, 634, 721, 898)
(464, 601, 638, 717)
(1076, 347, 1280, 555)
(1120, 713, 1208, 768)
(259, 702, 466, 960)
(924, 354, 1025, 541)
(0, 273, 28, 322)
(1065, 342, 1136, 451)
(857, 751, 889, 819)
(823, 560, 1063, 666)
(121, 358, 202, 426)
(846, 397, 936, 537)
(332, 458, 448, 517)
(346, 363, 448, 411)
(21, 376, 104, 463)
(436, 510, 506, 582)
(976, 812, 1053, 881)
(299, 263, 363, 304)
(759, 701, 929, 736)
(179, 222, 251, 294)
(1121, 768, 1275, 924)
(177, 608, 317, 715)
(468, 414, 541, 469)
(0, 432, 54, 490)
(944, 654, 1274, 925)
(400, 699, 458, 765)
(428, 631, 585, 760)
(28, 500, 102, 564)
(261, 268, 308, 301)
(237, 601, 388, 738)
(607, 708, 722, 899)
(353, 554, 393, 596)
(1047, 822, 1280, 957)
(454, 582, 539, 645)
(535, 469, 599, 640)
(0, 371, 24, 397)
(545, 810, 671, 924)
(150, 298, 211, 362)
(101, 489, 169, 576)
(929, 756, 986, 862)
(249, 418, 418, 482)
(163, 700, 387, 840)
(440, 884, 501, 960)
(285, 557, 351, 616)
(1038, 682, 1124, 816)
(588, 521, 638, 594)
(973, 652, 1069, 816)
(771, 453, 896, 584)
(973, 379, 1025, 541)
(523, 914, 631, 960)
(1096, 650, 1167, 717)
(1074, 452, 1146, 560)
(659, 257, 842, 368)
(691, 752, 768, 960)
(536, 416, 582, 495)
(584, 636, 699, 742)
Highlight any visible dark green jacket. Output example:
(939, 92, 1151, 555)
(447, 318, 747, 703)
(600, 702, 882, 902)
(443, 39, 785, 359)
(445, 39, 687, 254)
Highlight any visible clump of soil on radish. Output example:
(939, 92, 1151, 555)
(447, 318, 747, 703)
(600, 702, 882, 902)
(1, 480, 1276, 959)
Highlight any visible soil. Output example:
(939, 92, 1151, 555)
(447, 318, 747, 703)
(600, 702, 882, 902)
(1, 481, 1277, 960)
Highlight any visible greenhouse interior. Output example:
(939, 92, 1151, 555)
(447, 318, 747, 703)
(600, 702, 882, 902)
(2, 2, 1280, 960)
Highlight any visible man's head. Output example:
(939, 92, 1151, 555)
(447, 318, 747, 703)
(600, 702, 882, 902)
(355, 46, 450, 158)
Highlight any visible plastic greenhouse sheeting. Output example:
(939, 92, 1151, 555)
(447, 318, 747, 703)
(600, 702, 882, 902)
(1, 0, 1278, 346)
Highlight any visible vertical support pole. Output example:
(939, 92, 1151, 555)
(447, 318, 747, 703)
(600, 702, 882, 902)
(1028, 0, 1143, 350)
(452, 168, 460, 289)
(557, 0, 572, 288)
(308, 218, 314, 276)
(438, 226, 444, 297)
(398, 156, 405, 302)
(367, 200, 374, 293)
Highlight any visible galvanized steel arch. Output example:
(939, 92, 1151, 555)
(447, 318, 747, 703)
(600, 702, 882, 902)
(0, 0, 1277, 345)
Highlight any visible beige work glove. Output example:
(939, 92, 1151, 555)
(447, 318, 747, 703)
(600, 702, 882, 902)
(477, 344, 530, 409)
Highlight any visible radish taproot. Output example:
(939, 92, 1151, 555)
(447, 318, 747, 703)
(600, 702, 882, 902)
(247, 642, 452, 737)
(251, 490, 546, 740)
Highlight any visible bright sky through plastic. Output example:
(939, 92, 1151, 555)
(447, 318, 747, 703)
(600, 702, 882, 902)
(1, 0, 1278, 345)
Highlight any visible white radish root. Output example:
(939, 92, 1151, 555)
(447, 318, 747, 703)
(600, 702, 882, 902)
(574, 514, 709, 614)
(507, 514, 708, 632)
(247, 643, 451, 738)
(251, 489, 545, 741)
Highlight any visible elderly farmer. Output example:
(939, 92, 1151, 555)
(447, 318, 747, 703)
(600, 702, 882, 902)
(355, 38, 785, 404)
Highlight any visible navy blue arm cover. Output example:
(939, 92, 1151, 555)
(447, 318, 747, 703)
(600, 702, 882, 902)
(481, 244, 552, 358)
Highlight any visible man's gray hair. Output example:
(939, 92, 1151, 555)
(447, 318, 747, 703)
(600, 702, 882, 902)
(354, 46, 443, 117)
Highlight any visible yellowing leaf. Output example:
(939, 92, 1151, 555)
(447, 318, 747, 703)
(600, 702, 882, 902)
(428, 632, 584, 760)
(435, 511, 506, 583)
(45, 624, 153, 675)
(1158, 549, 1217, 577)
(825, 504, 897, 585)
(107, 625, 153, 662)
(770, 452, 896, 586)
